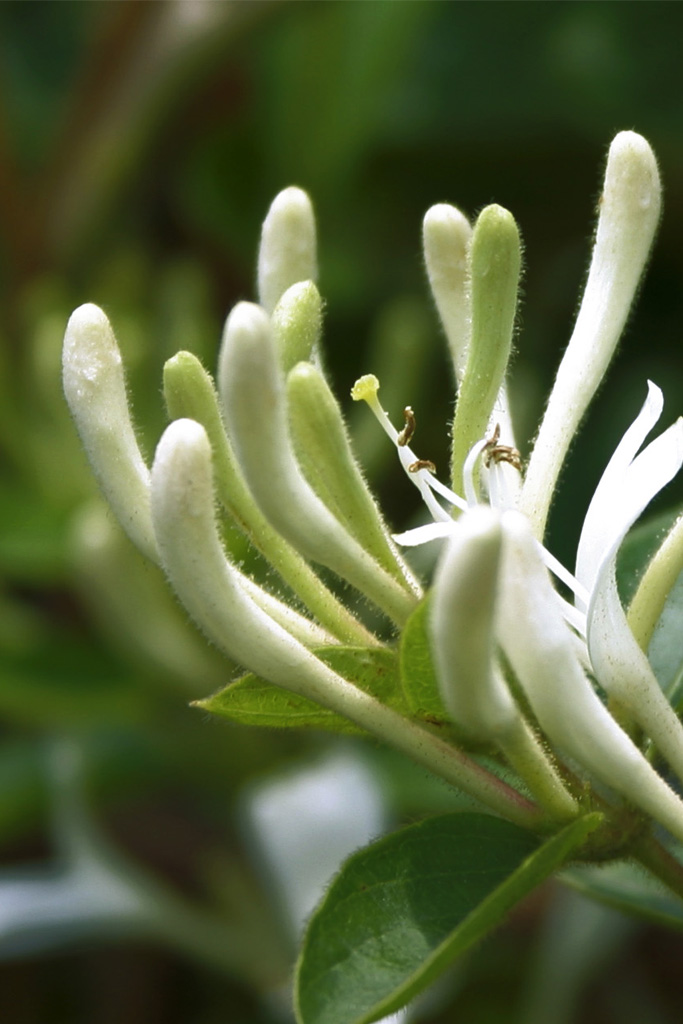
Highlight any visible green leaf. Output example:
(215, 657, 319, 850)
(399, 597, 449, 724)
(295, 811, 603, 1024)
(562, 860, 683, 932)
(197, 647, 406, 735)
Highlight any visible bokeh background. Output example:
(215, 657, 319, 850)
(1, 2, 683, 1022)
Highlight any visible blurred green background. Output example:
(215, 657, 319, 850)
(1, 2, 683, 1021)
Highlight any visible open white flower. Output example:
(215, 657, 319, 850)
(352, 131, 683, 836)
(62, 130, 683, 842)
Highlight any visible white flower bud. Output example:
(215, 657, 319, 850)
(422, 203, 472, 382)
(218, 302, 417, 625)
(151, 419, 334, 658)
(523, 132, 662, 535)
(257, 187, 317, 314)
(431, 507, 516, 738)
(62, 303, 157, 563)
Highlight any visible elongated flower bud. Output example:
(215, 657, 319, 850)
(257, 187, 317, 315)
(450, 204, 521, 496)
(218, 302, 417, 625)
(62, 303, 157, 563)
(163, 350, 377, 647)
(431, 508, 515, 737)
(423, 203, 472, 383)
(432, 508, 578, 819)
(523, 132, 662, 535)
(151, 420, 334, 672)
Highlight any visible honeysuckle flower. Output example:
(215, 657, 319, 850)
(358, 370, 683, 832)
(352, 131, 683, 835)
(497, 510, 683, 844)
(149, 417, 536, 822)
(62, 129, 683, 848)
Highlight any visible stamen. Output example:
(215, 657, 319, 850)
(426, 474, 466, 509)
(352, 376, 464, 519)
(539, 544, 590, 608)
(483, 423, 523, 472)
(354, 378, 589, 616)
(397, 406, 416, 447)
(408, 459, 437, 474)
(463, 437, 490, 506)
(554, 592, 588, 637)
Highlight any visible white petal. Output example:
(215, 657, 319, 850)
(576, 381, 664, 604)
(150, 419, 342, 695)
(585, 412, 683, 783)
(588, 556, 683, 787)
(498, 511, 683, 843)
(422, 203, 472, 383)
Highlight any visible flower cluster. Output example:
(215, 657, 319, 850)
(63, 132, 683, 842)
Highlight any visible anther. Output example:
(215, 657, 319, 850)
(483, 423, 522, 472)
(408, 459, 437, 474)
(397, 407, 416, 447)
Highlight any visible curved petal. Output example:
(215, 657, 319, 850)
(498, 511, 683, 844)
(587, 415, 683, 783)
(588, 558, 683, 787)
(575, 381, 664, 606)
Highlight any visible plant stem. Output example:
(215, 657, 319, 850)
(299, 666, 546, 831)
(632, 833, 683, 902)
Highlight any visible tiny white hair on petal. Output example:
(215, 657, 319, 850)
(422, 203, 472, 383)
(522, 132, 662, 536)
(579, 387, 683, 783)
(62, 303, 158, 563)
(257, 187, 317, 315)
